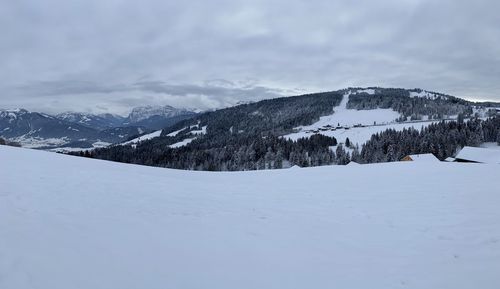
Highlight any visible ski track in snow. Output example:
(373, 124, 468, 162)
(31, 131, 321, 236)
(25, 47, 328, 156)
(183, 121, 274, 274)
(1, 146, 500, 289)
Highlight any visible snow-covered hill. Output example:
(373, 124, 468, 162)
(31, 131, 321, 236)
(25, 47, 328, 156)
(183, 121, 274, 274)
(1, 145, 499, 289)
(0, 105, 195, 149)
(0, 109, 145, 149)
(285, 91, 439, 146)
(0, 108, 98, 148)
(124, 105, 197, 128)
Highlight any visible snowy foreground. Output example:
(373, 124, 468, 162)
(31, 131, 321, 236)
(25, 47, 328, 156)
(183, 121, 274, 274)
(1, 146, 500, 289)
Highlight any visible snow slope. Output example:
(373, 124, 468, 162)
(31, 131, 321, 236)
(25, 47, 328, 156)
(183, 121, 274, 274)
(285, 93, 442, 146)
(121, 129, 162, 145)
(169, 137, 196, 148)
(298, 92, 400, 129)
(167, 125, 206, 148)
(1, 146, 500, 289)
(286, 120, 438, 145)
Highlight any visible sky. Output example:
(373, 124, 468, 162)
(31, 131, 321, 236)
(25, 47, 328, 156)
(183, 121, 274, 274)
(1, 0, 499, 115)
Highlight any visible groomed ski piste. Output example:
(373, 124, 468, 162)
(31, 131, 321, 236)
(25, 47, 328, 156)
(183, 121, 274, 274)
(1, 145, 500, 289)
(285, 91, 441, 145)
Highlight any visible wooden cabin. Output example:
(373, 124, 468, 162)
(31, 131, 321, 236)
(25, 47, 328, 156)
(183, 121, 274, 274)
(401, 153, 439, 162)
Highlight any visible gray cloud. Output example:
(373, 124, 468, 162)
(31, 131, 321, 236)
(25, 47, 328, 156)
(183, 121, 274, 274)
(5, 80, 290, 115)
(1, 0, 499, 114)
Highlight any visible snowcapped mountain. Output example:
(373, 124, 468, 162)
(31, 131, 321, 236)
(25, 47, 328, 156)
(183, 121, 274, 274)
(56, 112, 125, 130)
(0, 104, 198, 149)
(126, 105, 195, 123)
(0, 108, 144, 149)
(124, 105, 197, 130)
(0, 108, 95, 139)
(56, 106, 198, 131)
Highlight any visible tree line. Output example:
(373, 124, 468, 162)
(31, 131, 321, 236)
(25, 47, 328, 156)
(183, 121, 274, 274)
(81, 116, 500, 170)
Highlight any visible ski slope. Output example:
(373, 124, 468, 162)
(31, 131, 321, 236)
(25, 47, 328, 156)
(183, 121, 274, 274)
(299, 92, 400, 129)
(121, 129, 162, 145)
(285, 93, 440, 146)
(1, 146, 500, 289)
(286, 121, 438, 145)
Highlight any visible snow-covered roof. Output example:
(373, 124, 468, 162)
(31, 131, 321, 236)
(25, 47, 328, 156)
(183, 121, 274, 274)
(406, 153, 439, 162)
(444, 157, 455, 162)
(455, 146, 500, 164)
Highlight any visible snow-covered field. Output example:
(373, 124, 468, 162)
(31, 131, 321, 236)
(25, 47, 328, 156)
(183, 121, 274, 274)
(285, 93, 438, 145)
(1, 146, 500, 289)
(287, 121, 438, 145)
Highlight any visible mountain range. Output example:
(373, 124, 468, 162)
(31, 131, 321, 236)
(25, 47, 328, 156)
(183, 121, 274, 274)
(2, 87, 499, 159)
(0, 105, 198, 149)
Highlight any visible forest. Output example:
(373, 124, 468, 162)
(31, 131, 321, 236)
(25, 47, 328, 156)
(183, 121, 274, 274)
(82, 116, 500, 170)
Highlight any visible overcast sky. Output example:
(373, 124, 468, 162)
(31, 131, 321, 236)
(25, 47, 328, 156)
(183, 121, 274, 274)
(1, 0, 499, 115)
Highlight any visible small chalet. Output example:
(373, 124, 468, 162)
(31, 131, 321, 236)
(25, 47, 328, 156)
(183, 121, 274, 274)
(401, 153, 439, 162)
(454, 146, 500, 164)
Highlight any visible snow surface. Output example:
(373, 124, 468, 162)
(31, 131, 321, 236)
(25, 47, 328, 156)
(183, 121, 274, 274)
(1, 146, 500, 289)
(409, 90, 445, 100)
(455, 146, 500, 164)
(167, 126, 206, 148)
(190, 125, 207, 135)
(169, 137, 196, 148)
(121, 130, 163, 145)
(166, 127, 186, 137)
(287, 121, 437, 145)
(480, 142, 500, 151)
(284, 93, 431, 146)
(297, 93, 400, 129)
(353, 88, 375, 95)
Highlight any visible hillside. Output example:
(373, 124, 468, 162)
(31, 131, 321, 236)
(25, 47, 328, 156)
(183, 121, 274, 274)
(0, 105, 197, 149)
(1, 145, 500, 289)
(89, 87, 500, 170)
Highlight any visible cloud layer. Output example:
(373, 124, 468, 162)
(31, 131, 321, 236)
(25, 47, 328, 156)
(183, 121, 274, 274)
(1, 0, 499, 114)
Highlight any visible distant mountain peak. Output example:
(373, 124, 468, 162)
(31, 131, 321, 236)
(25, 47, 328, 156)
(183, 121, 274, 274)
(56, 112, 125, 130)
(127, 105, 195, 123)
(0, 108, 29, 114)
